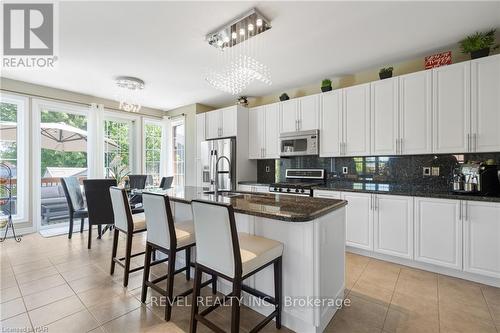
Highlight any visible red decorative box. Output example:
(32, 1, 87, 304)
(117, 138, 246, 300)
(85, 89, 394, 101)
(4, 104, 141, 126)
(425, 51, 452, 69)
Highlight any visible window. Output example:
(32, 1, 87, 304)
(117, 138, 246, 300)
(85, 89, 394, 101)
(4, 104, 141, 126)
(171, 118, 185, 187)
(0, 94, 28, 222)
(104, 118, 133, 179)
(143, 120, 162, 186)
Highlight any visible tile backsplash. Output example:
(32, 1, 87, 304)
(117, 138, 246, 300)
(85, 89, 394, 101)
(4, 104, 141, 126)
(257, 153, 500, 191)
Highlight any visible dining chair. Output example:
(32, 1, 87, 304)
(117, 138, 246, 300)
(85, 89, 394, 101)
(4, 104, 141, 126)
(61, 177, 88, 239)
(141, 192, 216, 321)
(109, 186, 148, 287)
(190, 199, 283, 333)
(83, 179, 116, 249)
(128, 175, 147, 189)
(159, 176, 174, 190)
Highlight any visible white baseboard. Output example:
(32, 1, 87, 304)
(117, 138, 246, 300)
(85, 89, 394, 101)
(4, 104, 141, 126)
(347, 246, 500, 288)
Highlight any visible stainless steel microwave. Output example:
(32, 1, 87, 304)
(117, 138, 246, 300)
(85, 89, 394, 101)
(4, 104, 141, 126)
(279, 130, 319, 157)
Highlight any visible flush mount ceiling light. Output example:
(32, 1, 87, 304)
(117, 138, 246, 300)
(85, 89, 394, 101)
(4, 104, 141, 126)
(206, 8, 271, 50)
(205, 8, 272, 95)
(115, 76, 145, 112)
(115, 76, 145, 90)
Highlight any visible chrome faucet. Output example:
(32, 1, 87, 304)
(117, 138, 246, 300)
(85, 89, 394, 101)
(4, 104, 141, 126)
(214, 155, 231, 197)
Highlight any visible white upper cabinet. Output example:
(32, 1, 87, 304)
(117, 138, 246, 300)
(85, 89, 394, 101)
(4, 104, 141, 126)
(373, 194, 413, 259)
(205, 109, 221, 140)
(298, 94, 319, 131)
(399, 70, 433, 155)
(320, 90, 343, 157)
(463, 201, 500, 278)
(264, 103, 280, 158)
(280, 99, 299, 133)
(343, 83, 371, 156)
(220, 106, 237, 137)
(414, 197, 462, 270)
(204, 106, 238, 139)
(432, 61, 471, 153)
(343, 192, 373, 251)
(249, 103, 280, 159)
(471, 54, 500, 153)
(371, 78, 399, 155)
(279, 95, 319, 133)
(248, 106, 265, 159)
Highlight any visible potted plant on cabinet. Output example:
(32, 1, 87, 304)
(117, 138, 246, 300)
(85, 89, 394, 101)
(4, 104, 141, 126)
(321, 79, 332, 92)
(279, 93, 290, 101)
(459, 29, 499, 59)
(379, 67, 394, 80)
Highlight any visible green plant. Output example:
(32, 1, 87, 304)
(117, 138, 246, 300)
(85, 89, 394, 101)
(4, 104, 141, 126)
(108, 155, 130, 185)
(459, 29, 499, 53)
(379, 67, 394, 75)
(321, 79, 332, 88)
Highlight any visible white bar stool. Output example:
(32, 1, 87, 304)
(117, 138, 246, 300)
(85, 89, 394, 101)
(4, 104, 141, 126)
(109, 187, 149, 287)
(142, 192, 216, 321)
(190, 199, 283, 333)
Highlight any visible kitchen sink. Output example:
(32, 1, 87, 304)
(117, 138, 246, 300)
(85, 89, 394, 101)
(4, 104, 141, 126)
(203, 191, 244, 198)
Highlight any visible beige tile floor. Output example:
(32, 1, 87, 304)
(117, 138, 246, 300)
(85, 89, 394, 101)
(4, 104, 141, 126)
(1, 230, 499, 333)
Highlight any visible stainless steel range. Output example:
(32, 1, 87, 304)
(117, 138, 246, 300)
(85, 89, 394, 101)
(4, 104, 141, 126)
(269, 169, 326, 196)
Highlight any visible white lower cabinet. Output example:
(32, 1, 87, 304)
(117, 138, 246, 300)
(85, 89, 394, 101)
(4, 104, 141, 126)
(342, 192, 373, 251)
(463, 201, 500, 278)
(414, 197, 462, 270)
(373, 194, 413, 259)
(313, 189, 342, 199)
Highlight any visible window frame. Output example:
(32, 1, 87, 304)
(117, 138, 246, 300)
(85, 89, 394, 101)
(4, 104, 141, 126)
(142, 117, 163, 186)
(0, 93, 29, 223)
(103, 111, 140, 178)
(170, 117, 185, 187)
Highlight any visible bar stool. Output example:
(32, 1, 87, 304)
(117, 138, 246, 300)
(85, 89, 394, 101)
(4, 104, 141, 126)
(190, 199, 283, 333)
(141, 192, 217, 321)
(109, 187, 149, 287)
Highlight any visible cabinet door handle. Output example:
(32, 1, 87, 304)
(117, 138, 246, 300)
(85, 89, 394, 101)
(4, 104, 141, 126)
(465, 202, 468, 221)
(459, 201, 462, 220)
(396, 139, 399, 154)
(473, 134, 477, 152)
(370, 195, 373, 210)
(400, 138, 403, 154)
(467, 133, 470, 152)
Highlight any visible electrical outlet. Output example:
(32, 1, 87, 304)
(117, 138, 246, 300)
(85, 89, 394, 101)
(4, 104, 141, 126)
(431, 167, 440, 176)
(265, 166, 270, 173)
(342, 167, 348, 174)
(423, 167, 431, 176)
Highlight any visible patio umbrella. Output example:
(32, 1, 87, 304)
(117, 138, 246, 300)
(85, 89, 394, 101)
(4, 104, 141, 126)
(0, 121, 119, 152)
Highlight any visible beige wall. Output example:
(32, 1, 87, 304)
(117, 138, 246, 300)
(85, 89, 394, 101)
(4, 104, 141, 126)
(1, 77, 164, 118)
(241, 45, 500, 108)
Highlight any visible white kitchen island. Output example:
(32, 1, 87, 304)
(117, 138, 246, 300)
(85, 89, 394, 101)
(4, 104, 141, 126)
(153, 187, 347, 333)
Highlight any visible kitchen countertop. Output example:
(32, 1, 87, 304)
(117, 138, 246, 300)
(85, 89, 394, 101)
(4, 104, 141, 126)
(314, 181, 500, 203)
(144, 186, 347, 222)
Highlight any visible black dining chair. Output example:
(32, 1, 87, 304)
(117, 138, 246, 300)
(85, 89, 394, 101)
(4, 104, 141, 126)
(61, 177, 88, 239)
(159, 176, 174, 190)
(83, 179, 117, 249)
(128, 175, 147, 189)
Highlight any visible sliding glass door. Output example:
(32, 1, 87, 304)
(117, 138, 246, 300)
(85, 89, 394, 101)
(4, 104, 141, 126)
(33, 100, 90, 229)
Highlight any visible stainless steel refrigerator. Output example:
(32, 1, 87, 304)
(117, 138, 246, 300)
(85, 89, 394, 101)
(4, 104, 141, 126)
(200, 138, 236, 192)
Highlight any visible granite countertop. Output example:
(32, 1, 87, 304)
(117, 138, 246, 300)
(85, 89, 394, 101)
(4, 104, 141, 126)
(144, 186, 347, 222)
(314, 181, 500, 203)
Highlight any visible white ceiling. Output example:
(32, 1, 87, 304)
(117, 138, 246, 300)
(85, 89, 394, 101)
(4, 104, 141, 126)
(2, 1, 500, 111)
